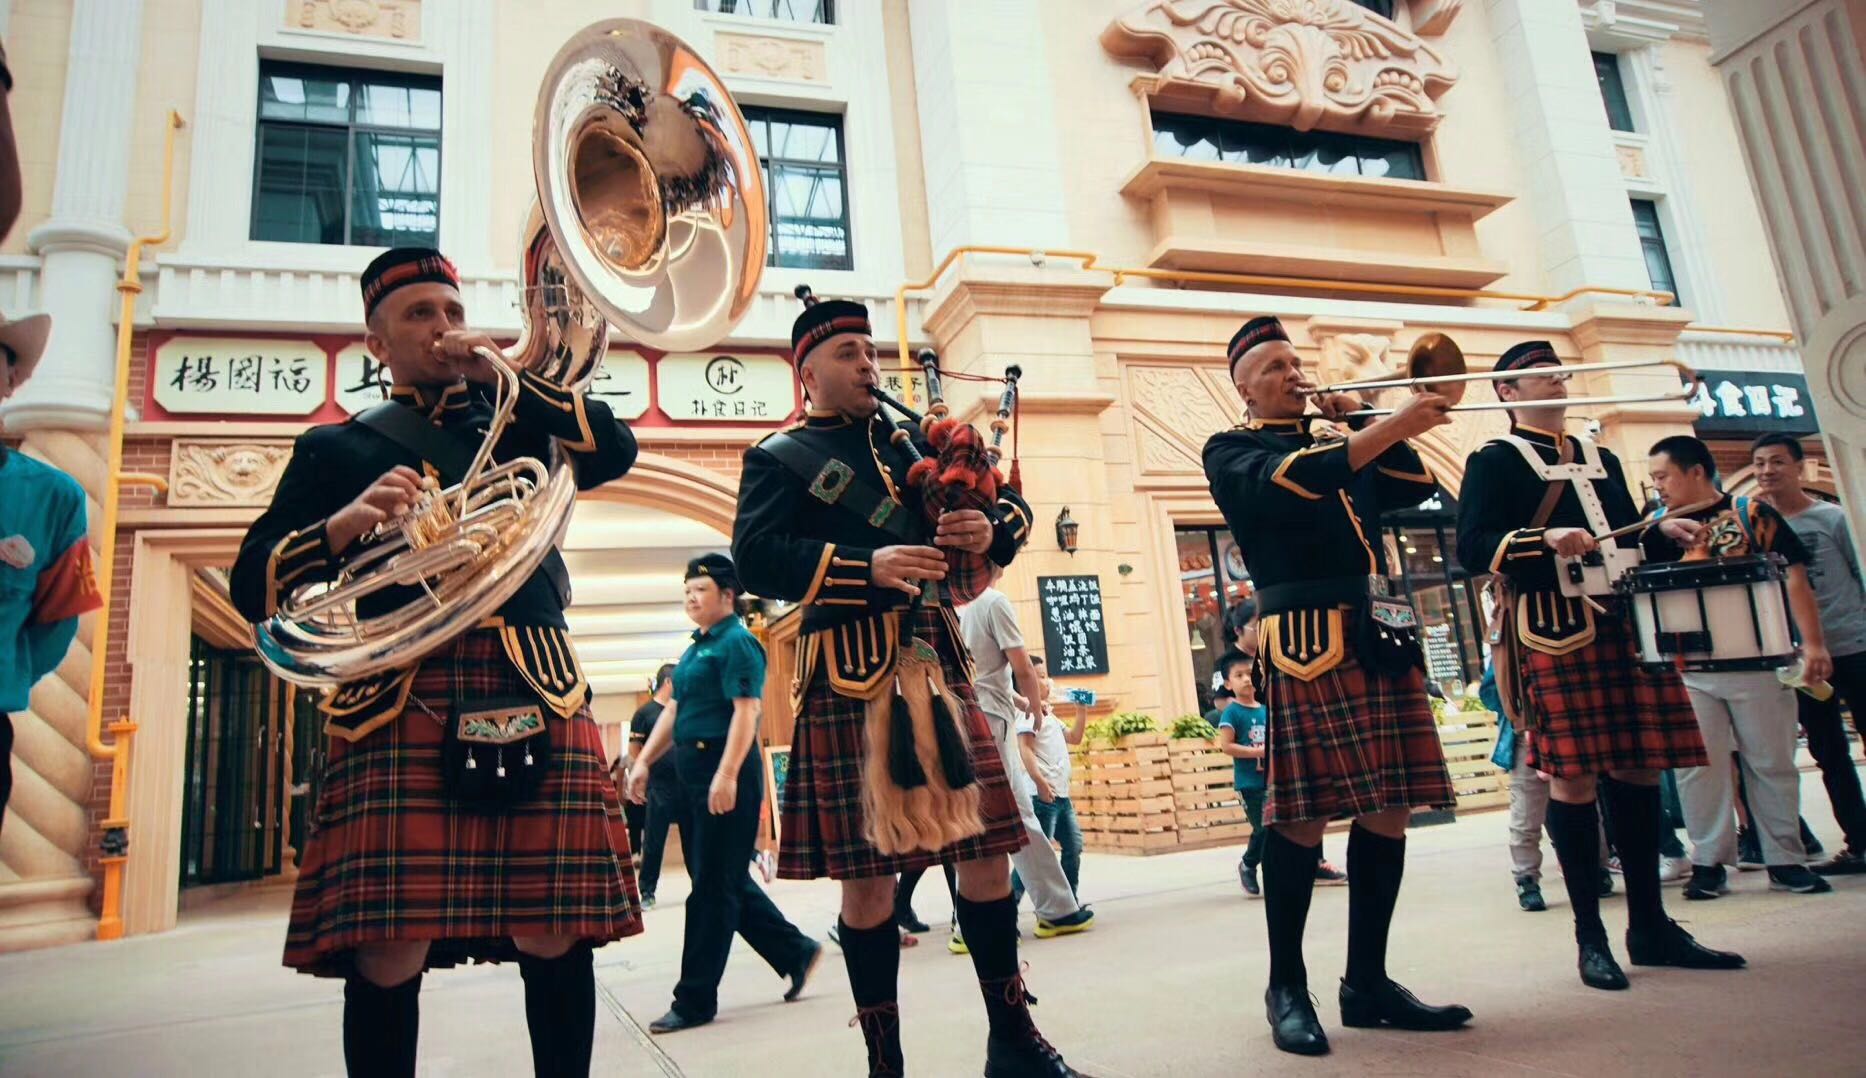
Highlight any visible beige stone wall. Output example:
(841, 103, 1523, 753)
(122, 0, 202, 249)
(4, 0, 74, 256)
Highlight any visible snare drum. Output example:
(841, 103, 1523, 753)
(1557, 545, 1643, 598)
(1618, 555, 1796, 671)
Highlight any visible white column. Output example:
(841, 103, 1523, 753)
(1706, 0, 1866, 565)
(1485, 0, 1650, 295)
(5, 0, 146, 432)
(909, 0, 1070, 260)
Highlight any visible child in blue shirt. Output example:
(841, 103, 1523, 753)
(1215, 648, 1269, 896)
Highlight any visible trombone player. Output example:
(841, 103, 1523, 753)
(1203, 316, 1471, 1057)
(1456, 341, 1743, 993)
(230, 247, 642, 1078)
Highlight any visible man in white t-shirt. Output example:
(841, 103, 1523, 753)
(1015, 656, 1088, 900)
(960, 569, 1094, 939)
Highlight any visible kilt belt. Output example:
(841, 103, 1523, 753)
(318, 621, 589, 742)
(788, 603, 971, 712)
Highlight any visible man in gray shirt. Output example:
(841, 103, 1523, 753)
(1753, 433, 1866, 874)
(959, 567, 1095, 938)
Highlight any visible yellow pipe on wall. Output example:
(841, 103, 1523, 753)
(889, 246, 1792, 389)
(89, 109, 185, 942)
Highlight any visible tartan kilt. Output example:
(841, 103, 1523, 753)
(1519, 603, 1708, 777)
(283, 630, 641, 976)
(778, 605, 1025, 880)
(1259, 647, 1455, 826)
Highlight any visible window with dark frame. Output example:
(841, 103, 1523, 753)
(743, 106, 853, 271)
(1630, 199, 1682, 306)
(1593, 51, 1636, 132)
(1152, 113, 1426, 181)
(251, 61, 442, 248)
(694, 0, 833, 23)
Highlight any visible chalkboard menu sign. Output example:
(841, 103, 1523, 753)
(1037, 575, 1110, 676)
(1422, 624, 1461, 685)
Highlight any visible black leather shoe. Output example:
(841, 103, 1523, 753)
(1338, 979, 1472, 1031)
(982, 1031, 1079, 1076)
(1578, 939, 1629, 990)
(895, 906, 931, 934)
(1515, 874, 1546, 912)
(785, 940, 824, 1002)
(648, 1008, 713, 1034)
(1265, 984, 1329, 1055)
(1625, 920, 1746, 970)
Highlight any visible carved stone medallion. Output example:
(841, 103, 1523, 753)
(169, 441, 296, 507)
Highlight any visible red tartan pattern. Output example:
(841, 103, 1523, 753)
(283, 631, 641, 976)
(778, 605, 1025, 880)
(1259, 647, 1455, 826)
(1519, 602, 1707, 777)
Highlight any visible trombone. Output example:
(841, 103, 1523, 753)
(1303, 333, 1702, 417)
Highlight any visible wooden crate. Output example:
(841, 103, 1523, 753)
(1436, 710, 1509, 814)
(1071, 732, 1180, 854)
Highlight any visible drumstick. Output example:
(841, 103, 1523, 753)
(1591, 498, 1722, 543)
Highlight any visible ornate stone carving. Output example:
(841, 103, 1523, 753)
(1616, 144, 1648, 179)
(716, 32, 828, 83)
(169, 441, 295, 507)
(1102, 0, 1458, 136)
(291, 0, 420, 42)
(1410, 0, 1464, 37)
(1306, 318, 1401, 386)
(1127, 366, 1240, 476)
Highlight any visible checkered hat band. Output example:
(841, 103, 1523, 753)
(362, 256, 460, 314)
(1228, 322, 1290, 366)
(793, 315, 872, 364)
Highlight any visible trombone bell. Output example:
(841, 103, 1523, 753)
(1404, 333, 1467, 407)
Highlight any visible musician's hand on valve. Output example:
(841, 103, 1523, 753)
(935, 509, 994, 554)
(327, 466, 425, 554)
(1543, 527, 1599, 558)
(1657, 517, 1705, 545)
(433, 330, 502, 385)
(873, 545, 949, 597)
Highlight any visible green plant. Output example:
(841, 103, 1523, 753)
(1110, 712, 1159, 737)
(1083, 719, 1116, 746)
(1169, 714, 1217, 739)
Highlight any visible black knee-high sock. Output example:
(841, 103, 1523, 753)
(1546, 798, 1607, 944)
(343, 973, 421, 1078)
(1600, 778, 1667, 935)
(1261, 828, 1321, 989)
(954, 893, 1038, 1040)
(1344, 825, 1406, 989)
(839, 916, 904, 1074)
(518, 944, 595, 1078)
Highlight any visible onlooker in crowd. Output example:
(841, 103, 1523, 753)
(1015, 654, 1088, 901)
(2, 312, 102, 834)
(1482, 661, 1633, 913)
(1214, 649, 1269, 896)
(1203, 686, 1236, 728)
(1644, 435, 1831, 898)
(627, 663, 680, 909)
(1222, 597, 1347, 886)
(959, 566, 1094, 943)
(1752, 431, 1866, 875)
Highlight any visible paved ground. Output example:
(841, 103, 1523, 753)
(3, 773, 1864, 1077)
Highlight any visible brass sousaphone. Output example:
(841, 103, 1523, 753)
(254, 20, 767, 686)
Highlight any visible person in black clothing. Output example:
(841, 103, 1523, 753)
(729, 293, 1076, 1077)
(627, 554, 822, 1033)
(1458, 341, 1742, 993)
(628, 662, 680, 907)
(229, 246, 642, 1078)
(1203, 315, 1469, 1056)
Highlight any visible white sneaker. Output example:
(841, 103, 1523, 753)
(1660, 855, 1692, 883)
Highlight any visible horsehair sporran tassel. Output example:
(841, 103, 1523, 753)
(860, 634, 986, 856)
(888, 675, 929, 789)
(928, 674, 976, 789)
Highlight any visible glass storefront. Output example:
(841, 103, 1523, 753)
(1175, 492, 1488, 708)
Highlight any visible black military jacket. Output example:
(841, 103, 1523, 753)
(731, 409, 1031, 700)
(229, 374, 636, 736)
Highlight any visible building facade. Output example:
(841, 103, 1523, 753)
(0, 0, 1837, 948)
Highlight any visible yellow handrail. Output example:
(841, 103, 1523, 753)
(90, 109, 185, 942)
(889, 246, 1794, 391)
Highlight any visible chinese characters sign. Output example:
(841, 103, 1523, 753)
(658, 352, 796, 423)
(1037, 575, 1110, 676)
(152, 338, 327, 416)
(1687, 370, 1820, 437)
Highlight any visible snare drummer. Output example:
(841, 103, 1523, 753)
(1642, 435, 1834, 898)
(1458, 341, 1742, 993)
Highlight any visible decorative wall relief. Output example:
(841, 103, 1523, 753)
(291, 0, 420, 42)
(169, 442, 295, 506)
(1127, 365, 1242, 479)
(716, 32, 828, 83)
(1102, 0, 1458, 136)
